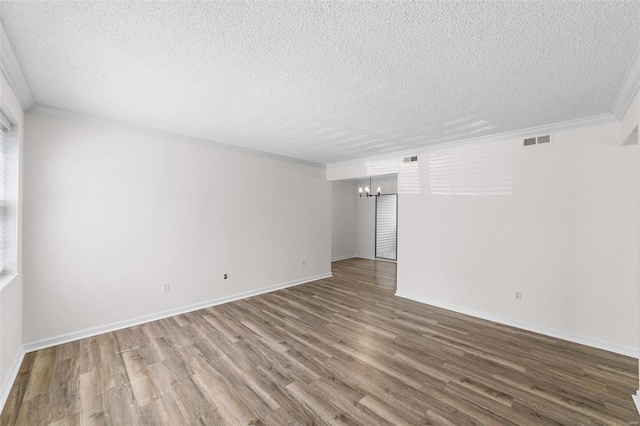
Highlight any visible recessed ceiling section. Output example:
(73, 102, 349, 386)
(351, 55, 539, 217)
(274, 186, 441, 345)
(1, 1, 639, 164)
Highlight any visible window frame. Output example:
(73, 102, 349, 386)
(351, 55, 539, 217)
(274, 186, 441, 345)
(0, 106, 19, 290)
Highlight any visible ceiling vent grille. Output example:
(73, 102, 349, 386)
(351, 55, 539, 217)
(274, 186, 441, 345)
(523, 134, 552, 147)
(403, 155, 418, 163)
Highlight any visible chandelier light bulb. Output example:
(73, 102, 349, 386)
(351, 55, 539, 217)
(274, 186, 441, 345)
(357, 178, 381, 199)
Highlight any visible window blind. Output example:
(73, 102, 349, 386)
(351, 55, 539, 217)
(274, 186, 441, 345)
(376, 194, 397, 260)
(0, 109, 13, 277)
(0, 130, 4, 273)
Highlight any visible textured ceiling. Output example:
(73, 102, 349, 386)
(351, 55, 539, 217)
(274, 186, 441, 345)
(1, 1, 639, 165)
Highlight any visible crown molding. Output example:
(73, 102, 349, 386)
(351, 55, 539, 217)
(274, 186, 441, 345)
(27, 104, 325, 169)
(0, 22, 34, 111)
(327, 113, 616, 169)
(26, 102, 620, 171)
(611, 43, 640, 120)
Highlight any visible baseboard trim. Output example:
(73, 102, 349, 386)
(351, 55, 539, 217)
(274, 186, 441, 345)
(353, 254, 375, 260)
(372, 258, 397, 264)
(23, 272, 332, 354)
(331, 255, 356, 262)
(331, 255, 397, 264)
(632, 391, 640, 415)
(0, 346, 26, 414)
(395, 291, 637, 358)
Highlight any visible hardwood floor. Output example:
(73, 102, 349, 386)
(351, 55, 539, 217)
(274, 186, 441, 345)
(2, 257, 639, 425)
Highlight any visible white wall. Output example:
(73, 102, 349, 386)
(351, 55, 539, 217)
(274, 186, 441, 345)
(630, 88, 640, 398)
(637, 89, 640, 404)
(331, 180, 356, 260)
(329, 121, 638, 355)
(355, 191, 376, 259)
(0, 71, 24, 403)
(22, 113, 331, 344)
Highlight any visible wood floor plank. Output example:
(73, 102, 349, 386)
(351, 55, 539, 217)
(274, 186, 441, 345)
(309, 379, 387, 425)
(1, 352, 36, 426)
(23, 347, 56, 401)
(48, 412, 80, 426)
(357, 394, 420, 426)
(2, 258, 639, 425)
(78, 370, 105, 426)
(96, 334, 127, 391)
(101, 384, 140, 426)
(285, 380, 357, 426)
(121, 349, 161, 407)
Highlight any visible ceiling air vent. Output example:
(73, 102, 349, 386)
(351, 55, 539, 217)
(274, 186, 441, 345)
(523, 134, 552, 147)
(537, 135, 551, 144)
(403, 155, 418, 163)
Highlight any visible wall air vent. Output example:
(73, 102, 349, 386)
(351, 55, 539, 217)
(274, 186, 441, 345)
(403, 155, 418, 163)
(523, 134, 552, 147)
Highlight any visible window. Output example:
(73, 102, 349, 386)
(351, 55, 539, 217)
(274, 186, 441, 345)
(0, 129, 4, 273)
(0, 108, 18, 288)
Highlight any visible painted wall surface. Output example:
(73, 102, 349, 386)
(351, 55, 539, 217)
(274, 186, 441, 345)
(328, 121, 638, 354)
(23, 113, 331, 343)
(397, 122, 638, 353)
(0, 71, 24, 391)
(635, 88, 640, 394)
(355, 191, 376, 259)
(327, 162, 367, 182)
(331, 180, 356, 260)
(618, 85, 640, 389)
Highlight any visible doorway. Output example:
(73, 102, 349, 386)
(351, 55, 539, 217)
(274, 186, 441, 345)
(375, 194, 397, 261)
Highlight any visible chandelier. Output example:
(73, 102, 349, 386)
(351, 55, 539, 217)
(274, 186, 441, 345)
(358, 178, 381, 198)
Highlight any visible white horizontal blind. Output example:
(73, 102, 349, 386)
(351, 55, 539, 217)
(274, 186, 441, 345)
(0, 130, 4, 273)
(376, 194, 397, 260)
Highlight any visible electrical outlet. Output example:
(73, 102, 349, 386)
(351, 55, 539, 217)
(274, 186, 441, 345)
(515, 291, 522, 301)
(224, 274, 228, 280)
(162, 282, 170, 293)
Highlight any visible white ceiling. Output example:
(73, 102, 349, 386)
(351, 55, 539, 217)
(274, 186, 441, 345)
(1, 1, 639, 165)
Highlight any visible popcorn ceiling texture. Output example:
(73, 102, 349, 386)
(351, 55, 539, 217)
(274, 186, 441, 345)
(1, 1, 639, 164)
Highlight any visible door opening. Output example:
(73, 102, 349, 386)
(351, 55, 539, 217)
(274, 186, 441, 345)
(375, 194, 397, 261)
